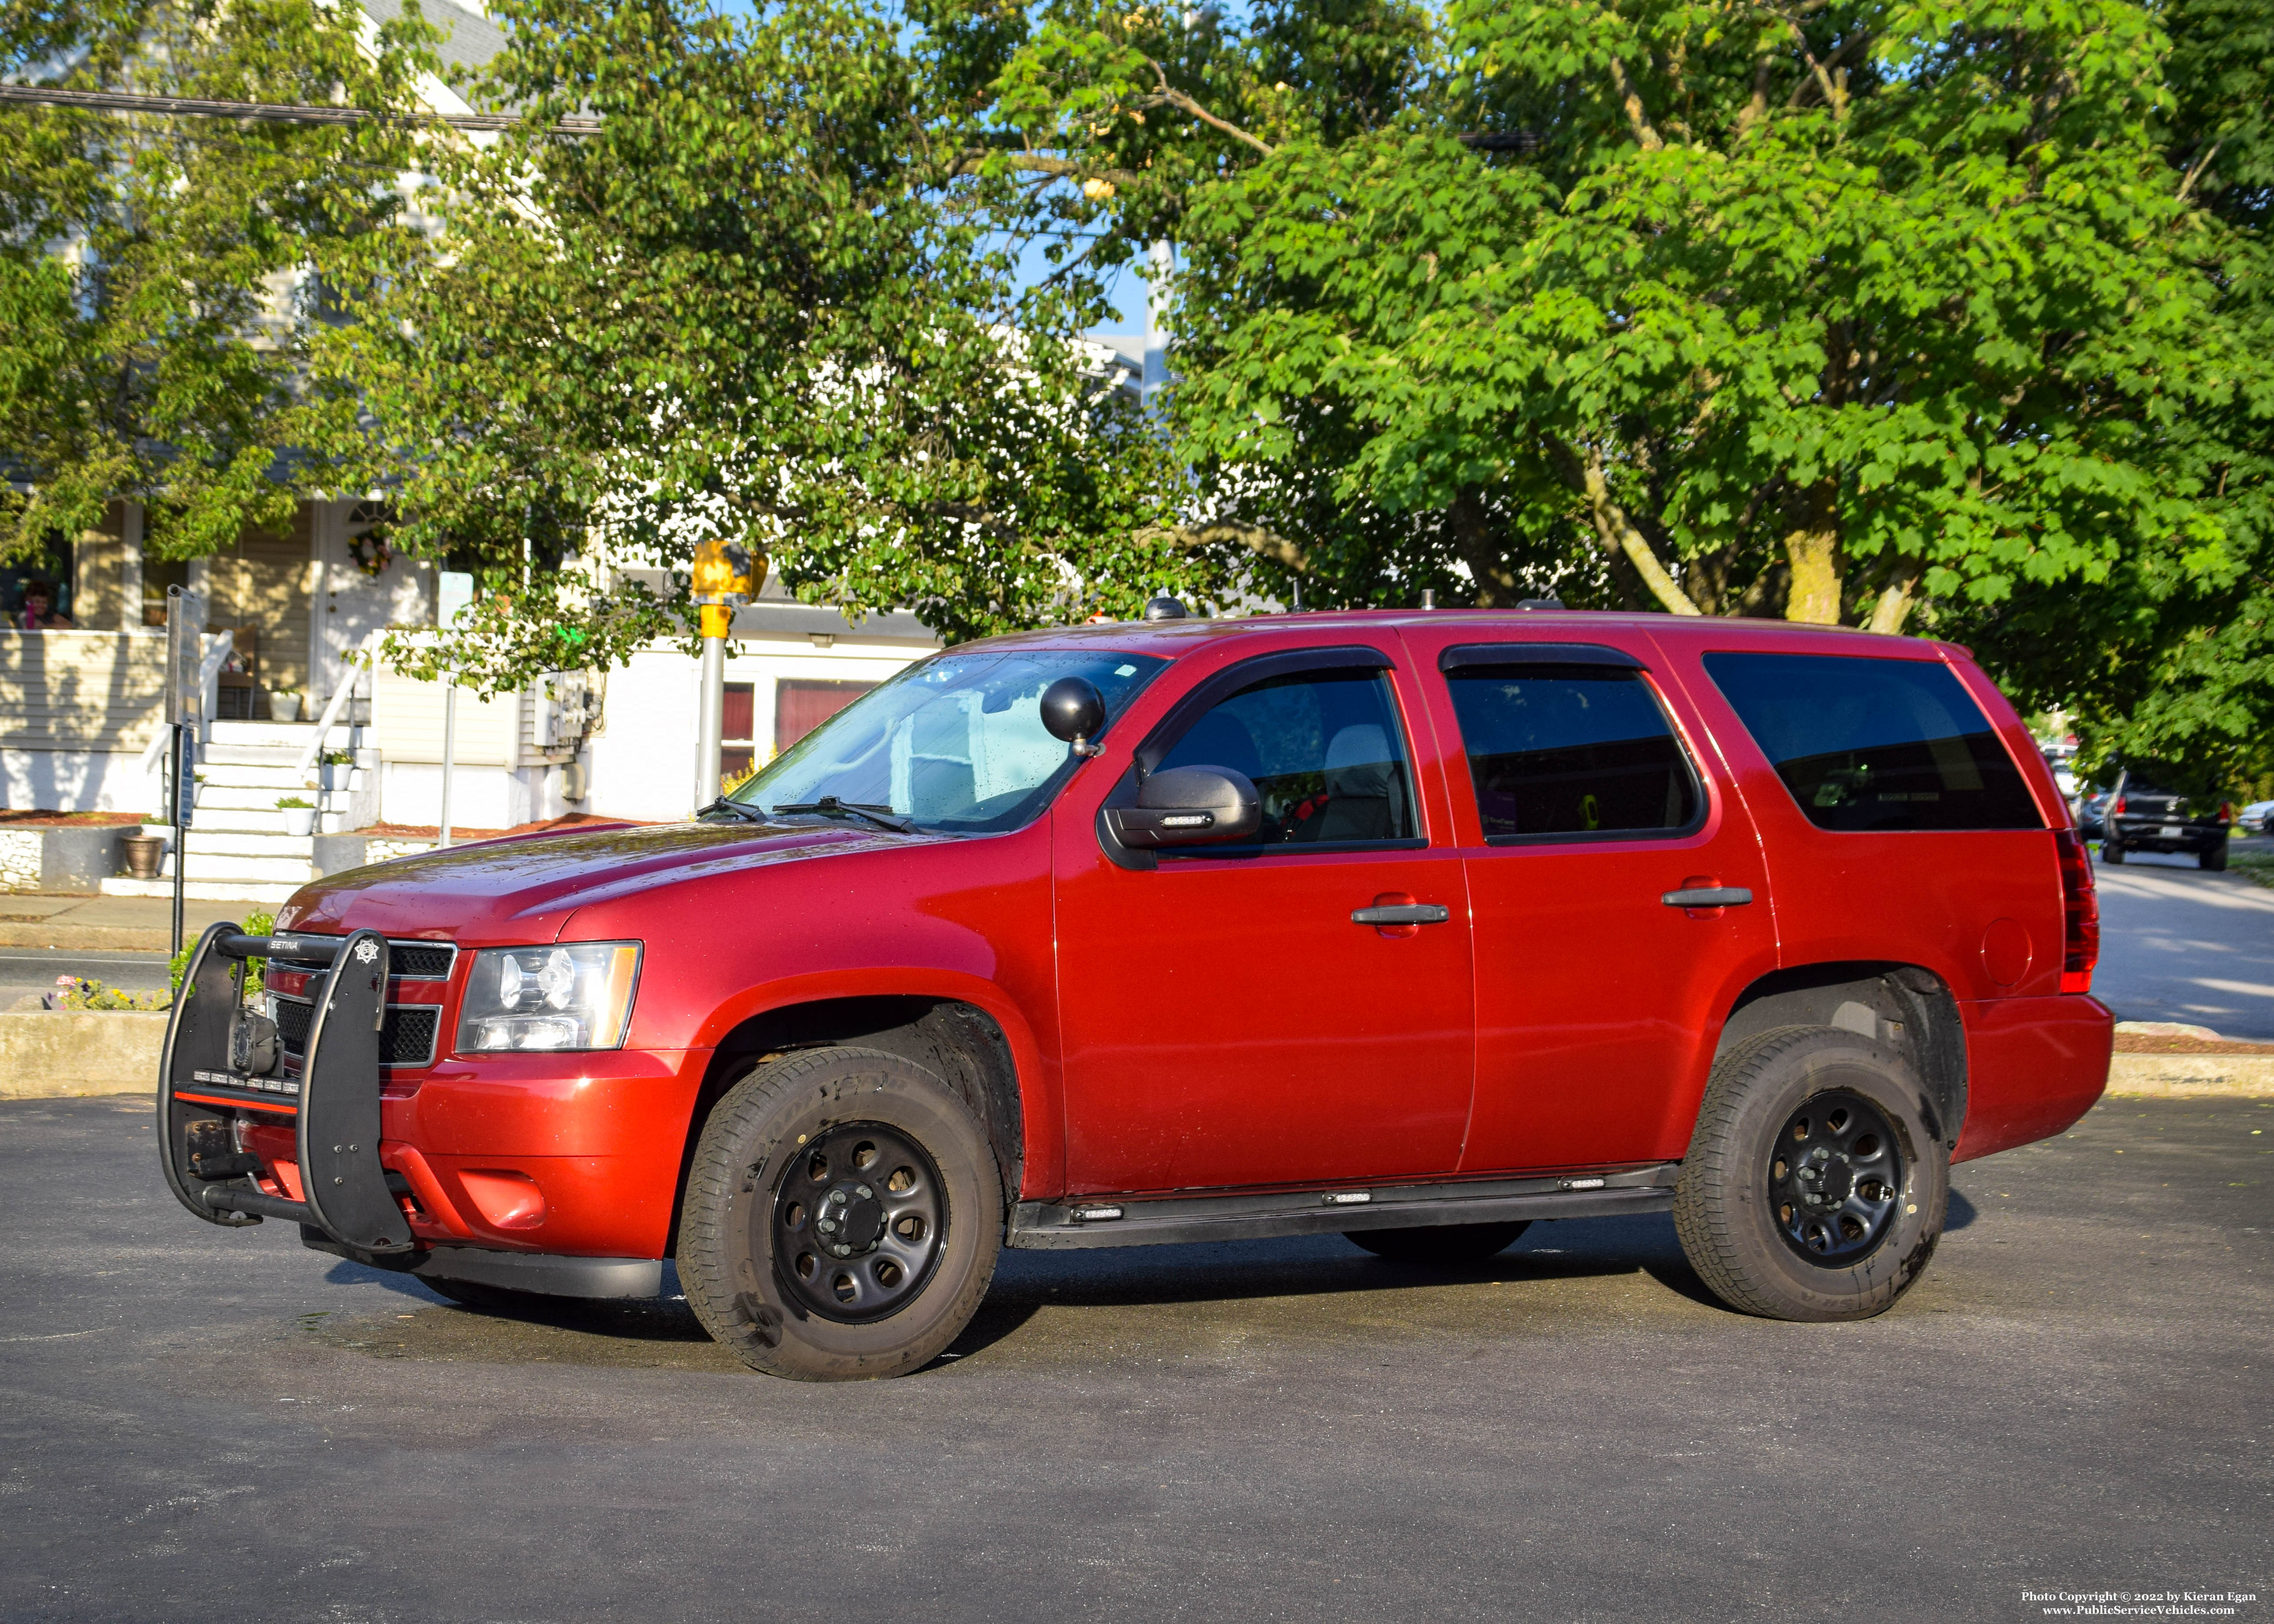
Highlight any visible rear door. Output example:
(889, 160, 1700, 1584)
(1655, 632, 2065, 1007)
(1397, 622, 1779, 1175)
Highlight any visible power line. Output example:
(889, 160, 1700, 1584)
(0, 81, 598, 135)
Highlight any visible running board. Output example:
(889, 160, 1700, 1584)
(1007, 1163, 1681, 1251)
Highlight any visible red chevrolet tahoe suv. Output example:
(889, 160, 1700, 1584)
(158, 610, 2112, 1381)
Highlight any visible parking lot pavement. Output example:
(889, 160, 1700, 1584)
(2093, 847, 2274, 1039)
(4, 1096, 2270, 1623)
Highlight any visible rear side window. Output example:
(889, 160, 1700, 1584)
(1444, 663, 1701, 841)
(1155, 668, 1417, 847)
(1703, 652, 2042, 832)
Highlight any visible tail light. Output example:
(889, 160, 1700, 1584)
(2053, 829, 2100, 994)
(2220, 802, 2235, 823)
(2111, 796, 2127, 816)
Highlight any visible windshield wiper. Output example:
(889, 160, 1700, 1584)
(694, 796, 768, 824)
(769, 797, 915, 833)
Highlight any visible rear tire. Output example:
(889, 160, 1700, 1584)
(1345, 1221, 1530, 1264)
(1673, 1026, 1949, 1322)
(2201, 842, 2228, 871)
(679, 1046, 1003, 1381)
(2101, 839, 2125, 864)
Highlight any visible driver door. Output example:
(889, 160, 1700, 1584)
(1051, 644, 1474, 1195)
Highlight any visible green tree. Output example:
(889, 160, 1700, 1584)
(993, 0, 2247, 640)
(334, 0, 1234, 695)
(0, 0, 436, 567)
(1958, 0, 2274, 792)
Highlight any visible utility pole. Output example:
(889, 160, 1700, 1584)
(688, 536, 765, 812)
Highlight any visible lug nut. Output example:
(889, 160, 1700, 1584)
(855, 1186, 872, 1199)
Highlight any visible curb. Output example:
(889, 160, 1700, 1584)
(3, 1017, 2268, 1103)
(0, 1010, 167, 1097)
(2104, 1052, 2274, 1099)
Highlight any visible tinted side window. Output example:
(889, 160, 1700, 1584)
(1445, 663, 1700, 840)
(1155, 668, 1416, 847)
(1703, 652, 2042, 832)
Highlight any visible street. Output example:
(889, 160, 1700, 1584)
(2093, 846, 2274, 1039)
(2, 1092, 2266, 1622)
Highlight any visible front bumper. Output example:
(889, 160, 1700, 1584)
(157, 922, 680, 1295)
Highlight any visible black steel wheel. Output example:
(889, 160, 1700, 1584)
(678, 1046, 1002, 1381)
(1673, 1025, 1949, 1322)
(1345, 1221, 1531, 1265)
(1766, 1089, 1904, 1266)
(771, 1122, 947, 1323)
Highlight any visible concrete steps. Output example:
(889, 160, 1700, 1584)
(99, 721, 381, 901)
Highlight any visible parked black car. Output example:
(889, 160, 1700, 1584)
(2101, 770, 2232, 869)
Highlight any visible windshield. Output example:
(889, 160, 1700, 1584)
(725, 650, 1168, 834)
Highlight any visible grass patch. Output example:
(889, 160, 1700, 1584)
(2227, 845, 2274, 891)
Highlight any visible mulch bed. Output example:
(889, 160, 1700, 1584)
(0, 811, 146, 826)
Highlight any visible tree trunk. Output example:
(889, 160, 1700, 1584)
(1448, 487, 1518, 608)
(1781, 483, 1843, 625)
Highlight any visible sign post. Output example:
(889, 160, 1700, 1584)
(162, 586, 206, 955)
(688, 538, 765, 811)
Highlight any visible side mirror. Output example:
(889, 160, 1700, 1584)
(1106, 766, 1261, 848)
(1040, 677, 1107, 758)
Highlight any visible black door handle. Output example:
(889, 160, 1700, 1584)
(1661, 887, 1754, 909)
(1351, 903, 1452, 926)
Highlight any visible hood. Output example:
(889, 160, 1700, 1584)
(276, 819, 922, 942)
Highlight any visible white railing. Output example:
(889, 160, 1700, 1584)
(297, 629, 381, 775)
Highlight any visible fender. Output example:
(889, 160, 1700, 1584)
(687, 966, 1063, 1199)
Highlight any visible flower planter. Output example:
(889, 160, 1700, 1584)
(120, 833, 166, 880)
(320, 762, 350, 792)
(270, 692, 302, 722)
(282, 806, 317, 837)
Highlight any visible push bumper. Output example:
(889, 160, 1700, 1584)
(157, 921, 667, 1297)
(159, 922, 413, 1255)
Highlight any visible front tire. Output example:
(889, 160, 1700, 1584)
(1673, 1026, 1949, 1322)
(1345, 1221, 1530, 1265)
(679, 1046, 1003, 1381)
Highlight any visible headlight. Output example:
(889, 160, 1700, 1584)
(456, 942, 641, 1054)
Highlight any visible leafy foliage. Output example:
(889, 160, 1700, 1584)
(991, 0, 2259, 648)
(0, 0, 436, 566)
(330, 0, 1242, 694)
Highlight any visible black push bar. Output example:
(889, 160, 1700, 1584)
(156, 921, 416, 1257)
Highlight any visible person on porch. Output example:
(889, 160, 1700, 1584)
(16, 582, 74, 630)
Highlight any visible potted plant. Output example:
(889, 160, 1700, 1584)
(270, 689, 302, 722)
(319, 748, 355, 791)
(276, 795, 317, 836)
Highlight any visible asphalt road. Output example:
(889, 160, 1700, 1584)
(3, 1094, 2267, 1623)
(2093, 846, 2274, 1039)
(0, 950, 170, 1008)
